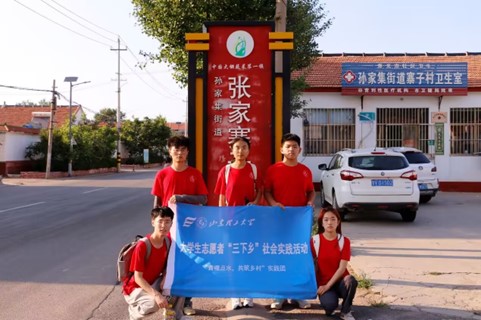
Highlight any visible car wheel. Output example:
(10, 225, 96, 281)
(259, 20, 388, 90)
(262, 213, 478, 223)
(420, 195, 432, 204)
(400, 210, 417, 222)
(320, 184, 329, 207)
(332, 190, 347, 221)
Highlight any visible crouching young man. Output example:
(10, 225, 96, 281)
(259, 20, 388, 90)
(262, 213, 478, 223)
(122, 207, 174, 320)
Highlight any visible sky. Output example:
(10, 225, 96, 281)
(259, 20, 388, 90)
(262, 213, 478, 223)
(1, 0, 480, 123)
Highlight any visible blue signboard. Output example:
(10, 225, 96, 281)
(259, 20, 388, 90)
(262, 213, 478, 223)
(163, 204, 317, 299)
(341, 62, 468, 96)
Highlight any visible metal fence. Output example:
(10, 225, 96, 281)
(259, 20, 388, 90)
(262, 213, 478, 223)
(303, 108, 355, 156)
(450, 108, 481, 155)
(376, 108, 432, 153)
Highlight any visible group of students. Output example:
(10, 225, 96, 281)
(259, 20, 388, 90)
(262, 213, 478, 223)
(122, 133, 357, 320)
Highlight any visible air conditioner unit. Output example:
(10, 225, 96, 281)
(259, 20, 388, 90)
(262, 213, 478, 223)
(32, 112, 51, 118)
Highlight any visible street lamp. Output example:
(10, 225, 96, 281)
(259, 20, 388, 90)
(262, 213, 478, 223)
(64, 76, 90, 177)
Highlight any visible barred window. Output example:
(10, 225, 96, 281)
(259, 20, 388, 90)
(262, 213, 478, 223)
(376, 108, 431, 153)
(303, 108, 355, 156)
(450, 108, 481, 155)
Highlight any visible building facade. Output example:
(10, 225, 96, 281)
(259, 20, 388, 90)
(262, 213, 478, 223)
(0, 105, 85, 176)
(291, 53, 481, 192)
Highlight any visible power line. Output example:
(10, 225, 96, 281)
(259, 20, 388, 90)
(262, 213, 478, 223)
(40, 0, 116, 44)
(122, 43, 184, 100)
(120, 35, 185, 99)
(14, 0, 112, 48)
(0, 83, 55, 94)
(49, 0, 119, 38)
(120, 57, 183, 100)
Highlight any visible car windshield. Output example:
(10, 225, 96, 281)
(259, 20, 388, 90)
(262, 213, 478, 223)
(349, 155, 408, 170)
(402, 152, 431, 164)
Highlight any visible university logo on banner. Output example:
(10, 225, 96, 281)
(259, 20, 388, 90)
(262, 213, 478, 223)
(163, 204, 317, 298)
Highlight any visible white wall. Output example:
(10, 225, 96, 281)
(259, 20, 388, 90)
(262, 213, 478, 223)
(3, 132, 40, 161)
(0, 134, 5, 161)
(292, 92, 481, 184)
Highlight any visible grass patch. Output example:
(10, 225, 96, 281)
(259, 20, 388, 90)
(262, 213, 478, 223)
(356, 272, 373, 289)
(370, 301, 388, 308)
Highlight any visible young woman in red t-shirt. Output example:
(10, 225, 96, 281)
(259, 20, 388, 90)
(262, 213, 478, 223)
(311, 207, 357, 320)
(214, 137, 263, 310)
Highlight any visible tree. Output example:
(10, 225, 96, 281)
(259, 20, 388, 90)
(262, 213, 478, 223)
(94, 108, 126, 125)
(131, 0, 332, 116)
(37, 99, 50, 106)
(25, 123, 117, 171)
(121, 116, 171, 164)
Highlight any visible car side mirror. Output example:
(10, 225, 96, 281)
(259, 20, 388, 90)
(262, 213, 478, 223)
(318, 164, 327, 170)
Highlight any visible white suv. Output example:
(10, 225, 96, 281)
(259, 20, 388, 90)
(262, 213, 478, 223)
(389, 147, 439, 204)
(318, 148, 420, 222)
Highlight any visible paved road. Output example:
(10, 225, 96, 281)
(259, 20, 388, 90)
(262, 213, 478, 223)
(0, 171, 155, 320)
(1, 171, 480, 320)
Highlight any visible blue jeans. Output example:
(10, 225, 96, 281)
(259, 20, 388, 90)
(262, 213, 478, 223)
(319, 275, 357, 315)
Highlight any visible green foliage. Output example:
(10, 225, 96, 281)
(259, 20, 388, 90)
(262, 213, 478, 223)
(24, 111, 173, 171)
(93, 108, 126, 125)
(131, 0, 332, 116)
(25, 123, 117, 171)
(356, 272, 374, 289)
(121, 116, 171, 164)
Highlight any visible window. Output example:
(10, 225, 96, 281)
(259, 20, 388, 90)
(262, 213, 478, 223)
(450, 108, 481, 155)
(303, 108, 355, 156)
(402, 152, 430, 164)
(376, 108, 432, 153)
(349, 156, 408, 170)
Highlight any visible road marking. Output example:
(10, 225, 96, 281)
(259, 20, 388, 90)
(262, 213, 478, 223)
(0, 201, 46, 213)
(82, 188, 106, 194)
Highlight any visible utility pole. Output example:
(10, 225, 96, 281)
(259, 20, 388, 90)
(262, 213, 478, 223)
(111, 37, 127, 172)
(275, 0, 287, 73)
(45, 80, 57, 179)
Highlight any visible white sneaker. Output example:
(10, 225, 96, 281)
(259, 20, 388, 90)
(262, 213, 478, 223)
(270, 299, 285, 310)
(183, 305, 196, 315)
(296, 299, 311, 309)
(231, 298, 241, 310)
(340, 311, 356, 320)
(242, 298, 254, 308)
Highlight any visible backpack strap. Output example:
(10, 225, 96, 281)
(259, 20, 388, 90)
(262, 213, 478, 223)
(312, 234, 320, 257)
(140, 237, 151, 262)
(337, 233, 345, 251)
(249, 162, 257, 181)
(224, 164, 231, 185)
(312, 233, 344, 258)
(164, 237, 171, 251)
(225, 162, 257, 185)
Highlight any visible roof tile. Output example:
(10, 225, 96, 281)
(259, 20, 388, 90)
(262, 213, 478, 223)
(0, 105, 81, 128)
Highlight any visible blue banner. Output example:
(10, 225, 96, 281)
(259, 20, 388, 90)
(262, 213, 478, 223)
(163, 204, 317, 299)
(341, 62, 468, 96)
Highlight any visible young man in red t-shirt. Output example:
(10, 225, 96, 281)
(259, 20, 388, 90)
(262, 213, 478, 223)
(123, 207, 174, 320)
(264, 133, 315, 310)
(152, 136, 208, 208)
(151, 135, 208, 316)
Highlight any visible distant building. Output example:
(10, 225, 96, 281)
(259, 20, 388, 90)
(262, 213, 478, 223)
(0, 105, 85, 175)
(166, 121, 186, 136)
(291, 52, 481, 192)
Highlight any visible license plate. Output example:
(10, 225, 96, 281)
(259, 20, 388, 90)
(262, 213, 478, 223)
(371, 179, 393, 187)
(419, 183, 428, 190)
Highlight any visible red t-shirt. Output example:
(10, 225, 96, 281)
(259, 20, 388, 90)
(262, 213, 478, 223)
(214, 163, 262, 206)
(264, 162, 314, 206)
(123, 235, 169, 295)
(310, 234, 351, 286)
(151, 166, 208, 206)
